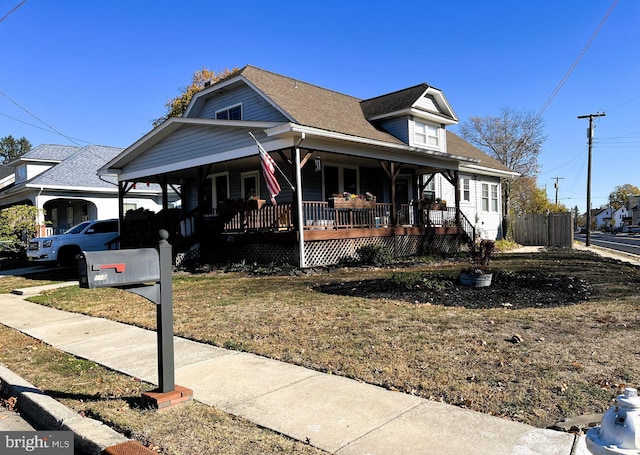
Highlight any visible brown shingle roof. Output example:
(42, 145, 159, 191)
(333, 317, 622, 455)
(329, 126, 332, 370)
(239, 65, 404, 144)
(220, 66, 515, 175)
(360, 84, 430, 118)
(446, 131, 515, 173)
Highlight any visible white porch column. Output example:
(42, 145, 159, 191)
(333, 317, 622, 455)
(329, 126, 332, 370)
(33, 191, 46, 228)
(294, 146, 306, 268)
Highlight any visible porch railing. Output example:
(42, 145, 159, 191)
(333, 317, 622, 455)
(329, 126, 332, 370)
(204, 201, 474, 238)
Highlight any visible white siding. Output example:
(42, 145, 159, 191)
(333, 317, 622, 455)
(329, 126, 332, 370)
(414, 94, 442, 114)
(434, 173, 504, 240)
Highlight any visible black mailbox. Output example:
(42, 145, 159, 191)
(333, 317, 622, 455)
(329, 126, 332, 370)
(78, 248, 160, 289)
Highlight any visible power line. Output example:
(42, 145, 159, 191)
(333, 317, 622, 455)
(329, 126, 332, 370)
(0, 111, 91, 144)
(535, 0, 619, 119)
(0, 89, 82, 146)
(0, 0, 27, 24)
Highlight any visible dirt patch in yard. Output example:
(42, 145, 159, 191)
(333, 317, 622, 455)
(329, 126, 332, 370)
(316, 270, 595, 309)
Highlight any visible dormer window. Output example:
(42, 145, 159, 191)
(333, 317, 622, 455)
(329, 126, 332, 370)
(215, 103, 242, 120)
(16, 165, 26, 182)
(414, 120, 439, 147)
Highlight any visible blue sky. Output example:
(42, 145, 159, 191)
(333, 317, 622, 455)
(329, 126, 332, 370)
(1, 0, 637, 213)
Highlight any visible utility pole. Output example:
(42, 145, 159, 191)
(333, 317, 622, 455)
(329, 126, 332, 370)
(578, 112, 606, 247)
(552, 177, 564, 205)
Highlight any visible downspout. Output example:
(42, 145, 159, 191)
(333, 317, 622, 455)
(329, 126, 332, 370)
(294, 133, 306, 268)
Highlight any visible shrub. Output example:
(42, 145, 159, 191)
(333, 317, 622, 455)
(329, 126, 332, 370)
(494, 238, 521, 252)
(356, 245, 393, 266)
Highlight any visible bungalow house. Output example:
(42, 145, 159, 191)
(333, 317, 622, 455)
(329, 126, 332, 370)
(0, 144, 176, 236)
(100, 65, 517, 267)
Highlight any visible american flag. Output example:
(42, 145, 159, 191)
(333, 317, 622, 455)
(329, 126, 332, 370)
(252, 134, 281, 205)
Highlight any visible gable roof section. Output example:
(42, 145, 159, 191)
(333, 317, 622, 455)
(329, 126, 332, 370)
(446, 131, 516, 175)
(28, 145, 123, 189)
(360, 84, 457, 124)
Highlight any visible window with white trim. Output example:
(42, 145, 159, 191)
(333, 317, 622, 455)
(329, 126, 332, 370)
(414, 121, 439, 147)
(421, 174, 436, 202)
(461, 178, 470, 202)
(482, 183, 499, 212)
(16, 165, 26, 182)
(215, 103, 242, 120)
(491, 184, 499, 212)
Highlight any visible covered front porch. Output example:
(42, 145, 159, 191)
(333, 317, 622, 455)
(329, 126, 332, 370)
(104, 125, 480, 268)
(116, 194, 474, 267)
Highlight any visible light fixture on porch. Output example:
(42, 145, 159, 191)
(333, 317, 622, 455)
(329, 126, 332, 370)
(314, 154, 321, 173)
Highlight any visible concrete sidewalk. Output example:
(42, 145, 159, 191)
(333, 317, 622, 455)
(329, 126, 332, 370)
(0, 289, 589, 455)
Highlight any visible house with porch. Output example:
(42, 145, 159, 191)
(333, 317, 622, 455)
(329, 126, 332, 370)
(0, 144, 176, 236)
(100, 65, 517, 267)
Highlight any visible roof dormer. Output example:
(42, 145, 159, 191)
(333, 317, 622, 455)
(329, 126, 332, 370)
(361, 84, 458, 125)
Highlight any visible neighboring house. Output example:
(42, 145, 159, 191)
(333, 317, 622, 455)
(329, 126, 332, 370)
(0, 165, 14, 191)
(627, 195, 640, 225)
(590, 207, 611, 230)
(0, 144, 176, 235)
(592, 205, 629, 231)
(100, 65, 517, 267)
(611, 206, 628, 230)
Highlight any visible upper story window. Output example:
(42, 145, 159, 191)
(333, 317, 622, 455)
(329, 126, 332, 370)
(16, 165, 26, 183)
(414, 120, 439, 147)
(215, 103, 242, 120)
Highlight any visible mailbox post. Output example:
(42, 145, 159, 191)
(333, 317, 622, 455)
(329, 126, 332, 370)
(157, 231, 174, 393)
(78, 230, 192, 409)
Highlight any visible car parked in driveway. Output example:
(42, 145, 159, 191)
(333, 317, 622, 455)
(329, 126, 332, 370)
(27, 219, 119, 265)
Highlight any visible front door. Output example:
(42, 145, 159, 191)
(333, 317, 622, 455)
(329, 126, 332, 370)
(395, 177, 411, 205)
(212, 173, 229, 209)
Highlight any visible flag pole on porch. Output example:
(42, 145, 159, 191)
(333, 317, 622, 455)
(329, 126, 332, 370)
(249, 132, 295, 205)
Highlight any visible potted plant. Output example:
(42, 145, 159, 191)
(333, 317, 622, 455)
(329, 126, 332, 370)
(459, 239, 495, 287)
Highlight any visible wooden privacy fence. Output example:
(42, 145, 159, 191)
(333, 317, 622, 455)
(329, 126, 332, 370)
(510, 212, 574, 248)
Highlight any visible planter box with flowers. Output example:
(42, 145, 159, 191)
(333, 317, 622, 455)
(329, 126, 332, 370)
(329, 192, 376, 209)
(418, 199, 447, 210)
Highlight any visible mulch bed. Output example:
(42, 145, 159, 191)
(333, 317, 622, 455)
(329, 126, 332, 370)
(316, 270, 595, 309)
